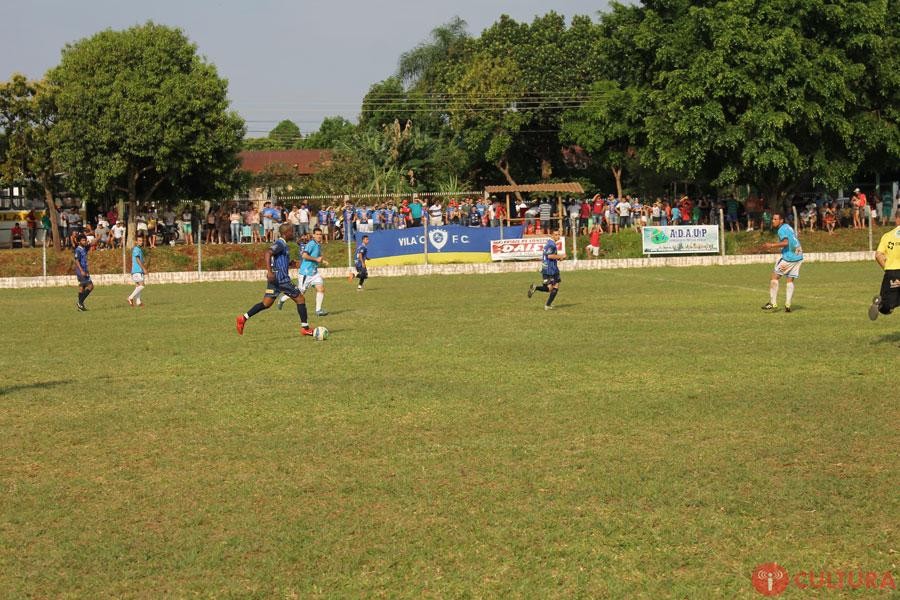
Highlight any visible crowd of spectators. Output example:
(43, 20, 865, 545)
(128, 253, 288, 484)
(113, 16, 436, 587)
(9, 188, 898, 249)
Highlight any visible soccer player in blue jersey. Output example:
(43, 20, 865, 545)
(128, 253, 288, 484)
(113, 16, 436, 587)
(236, 223, 313, 336)
(127, 235, 147, 307)
(527, 228, 566, 310)
(355, 235, 369, 290)
(73, 233, 93, 311)
(761, 212, 803, 312)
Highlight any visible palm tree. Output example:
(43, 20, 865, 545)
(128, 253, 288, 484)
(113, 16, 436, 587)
(397, 16, 469, 88)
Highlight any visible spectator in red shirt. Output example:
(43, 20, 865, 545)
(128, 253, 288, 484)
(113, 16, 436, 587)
(591, 194, 604, 231)
(11, 222, 24, 248)
(579, 199, 591, 234)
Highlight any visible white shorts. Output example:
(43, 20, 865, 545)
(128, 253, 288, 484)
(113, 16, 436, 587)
(132, 272, 145, 284)
(299, 273, 324, 293)
(773, 258, 802, 278)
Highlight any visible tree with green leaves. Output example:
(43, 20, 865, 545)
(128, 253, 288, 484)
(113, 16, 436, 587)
(636, 0, 899, 202)
(301, 116, 356, 149)
(47, 22, 245, 245)
(0, 74, 65, 249)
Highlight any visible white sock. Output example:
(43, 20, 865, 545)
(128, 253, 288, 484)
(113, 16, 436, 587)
(769, 280, 779, 305)
(785, 280, 794, 306)
(316, 291, 324, 312)
(278, 294, 287, 303)
(135, 286, 144, 304)
(128, 287, 138, 300)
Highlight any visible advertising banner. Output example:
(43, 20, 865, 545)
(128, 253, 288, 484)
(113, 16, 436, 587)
(641, 226, 720, 255)
(490, 237, 567, 261)
(355, 225, 523, 266)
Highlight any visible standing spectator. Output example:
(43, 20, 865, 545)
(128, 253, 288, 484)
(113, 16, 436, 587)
(41, 211, 52, 247)
(146, 208, 158, 248)
(881, 191, 893, 226)
(851, 188, 865, 229)
(671, 204, 682, 226)
(616, 196, 631, 229)
(205, 207, 217, 243)
(538, 198, 552, 234)
(260, 201, 274, 241)
(216, 204, 230, 244)
(317, 205, 330, 241)
(298, 202, 311, 236)
(591, 194, 604, 232)
(579, 198, 591, 234)
(229, 205, 242, 243)
(106, 207, 118, 227)
(58, 208, 69, 247)
(399, 199, 411, 227)
(25, 208, 37, 247)
(136, 212, 149, 242)
(725, 195, 739, 232)
(246, 205, 261, 243)
(181, 206, 194, 245)
(409, 197, 424, 227)
(428, 199, 444, 226)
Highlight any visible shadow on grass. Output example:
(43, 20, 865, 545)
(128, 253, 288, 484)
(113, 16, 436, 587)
(0, 380, 66, 397)
(872, 331, 900, 345)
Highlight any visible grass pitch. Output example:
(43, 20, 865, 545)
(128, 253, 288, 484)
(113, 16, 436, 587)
(0, 262, 897, 597)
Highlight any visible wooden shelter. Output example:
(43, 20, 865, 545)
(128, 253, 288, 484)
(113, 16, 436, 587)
(484, 183, 585, 232)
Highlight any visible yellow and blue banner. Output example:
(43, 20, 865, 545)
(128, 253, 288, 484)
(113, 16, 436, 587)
(355, 225, 523, 266)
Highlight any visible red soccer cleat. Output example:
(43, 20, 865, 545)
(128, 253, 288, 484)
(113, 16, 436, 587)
(236, 315, 246, 335)
(301, 327, 314, 337)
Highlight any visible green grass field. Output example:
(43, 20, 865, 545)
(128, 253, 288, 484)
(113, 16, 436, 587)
(1, 263, 897, 597)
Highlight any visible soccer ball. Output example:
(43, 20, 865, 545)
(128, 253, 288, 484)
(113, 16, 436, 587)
(313, 326, 329, 341)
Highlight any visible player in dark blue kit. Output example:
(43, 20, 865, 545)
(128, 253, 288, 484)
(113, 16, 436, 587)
(73, 233, 93, 311)
(236, 223, 314, 336)
(355, 235, 369, 290)
(527, 228, 566, 310)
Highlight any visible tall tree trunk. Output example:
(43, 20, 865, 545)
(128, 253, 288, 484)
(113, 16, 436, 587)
(611, 165, 623, 200)
(496, 157, 524, 204)
(39, 176, 62, 251)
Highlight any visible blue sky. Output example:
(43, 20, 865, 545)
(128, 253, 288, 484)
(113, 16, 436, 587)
(1, 0, 616, 136)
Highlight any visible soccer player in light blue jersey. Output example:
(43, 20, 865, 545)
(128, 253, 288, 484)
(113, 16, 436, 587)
(299, 227, 329, 315)
(527, 228, 566, 310)
(278, 226, 330, 315)
(761, 212, 803, 313)
(127, 235, 147, 307)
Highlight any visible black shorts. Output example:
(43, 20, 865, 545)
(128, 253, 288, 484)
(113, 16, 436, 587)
(542, 271, 561, 286)
(77, 275, 93, 287)
(878, 269, 900, 314)
(264, 279, 300, 299)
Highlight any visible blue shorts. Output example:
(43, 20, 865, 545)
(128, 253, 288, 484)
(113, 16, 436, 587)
(264, 279, 300, 299)
(542, 271, 561, 285)
(77, 274, 93, 287)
